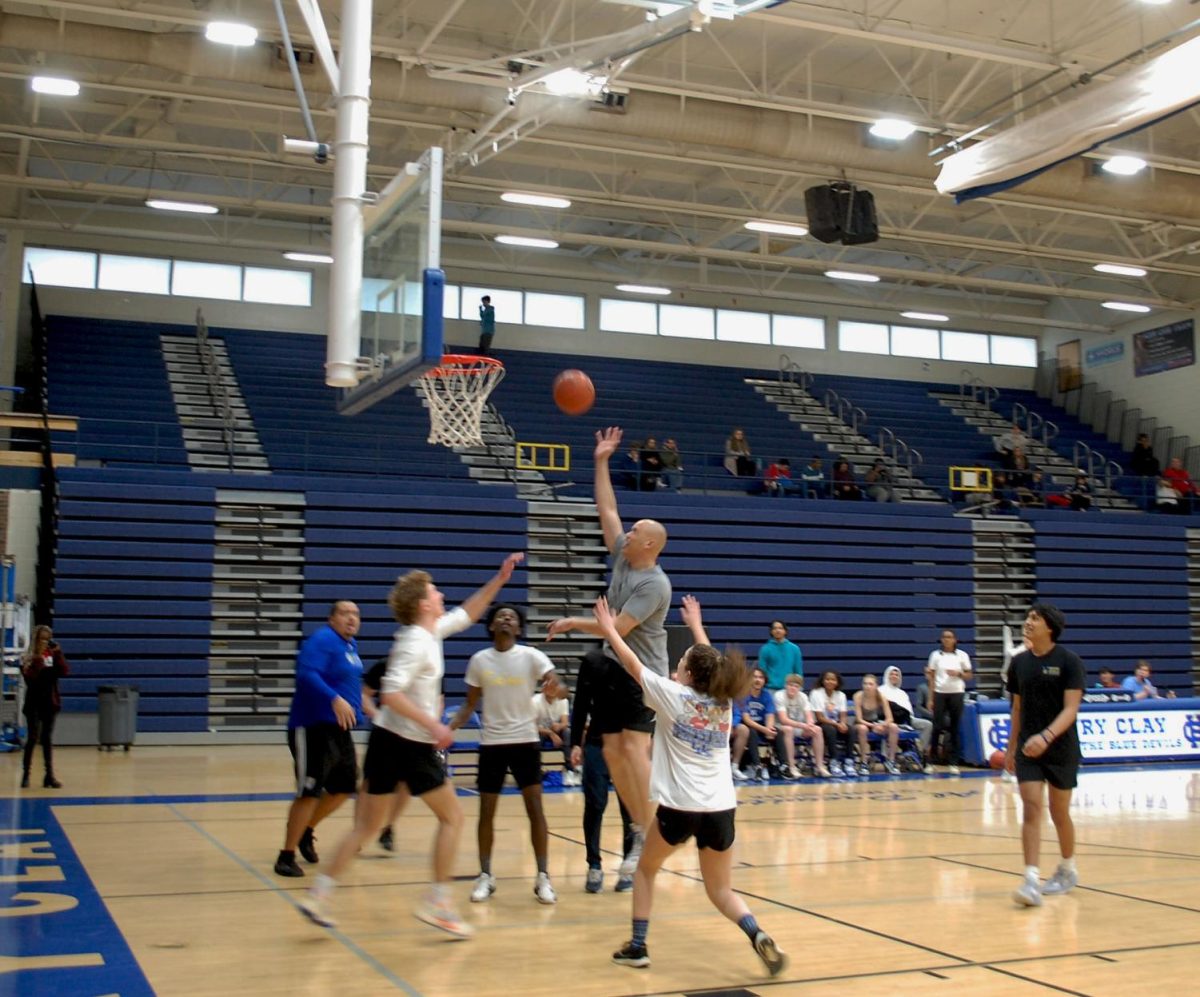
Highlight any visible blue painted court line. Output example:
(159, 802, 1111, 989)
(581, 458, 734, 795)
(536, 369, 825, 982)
(0, 797, 154, 997)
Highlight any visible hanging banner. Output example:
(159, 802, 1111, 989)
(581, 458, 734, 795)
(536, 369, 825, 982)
(1133, 319, 1194, 377)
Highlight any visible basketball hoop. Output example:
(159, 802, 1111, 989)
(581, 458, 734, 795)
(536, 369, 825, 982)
(416, 354, 505, 447)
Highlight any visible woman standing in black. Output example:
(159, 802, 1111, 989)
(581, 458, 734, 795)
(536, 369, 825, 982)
(21, 625, 69, 789)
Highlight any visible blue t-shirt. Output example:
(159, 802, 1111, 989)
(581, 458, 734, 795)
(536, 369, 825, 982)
(741, 688, 775, 727)
(287, 624, 364, 729)
(757, 639, 803, 690)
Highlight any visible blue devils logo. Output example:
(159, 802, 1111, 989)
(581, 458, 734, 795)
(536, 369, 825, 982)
(986, 718, 1011, 753)
(1183, 714, 1200, 750)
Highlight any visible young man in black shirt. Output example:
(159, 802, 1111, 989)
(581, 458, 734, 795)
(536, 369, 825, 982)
(1005, 602, 1085, 907)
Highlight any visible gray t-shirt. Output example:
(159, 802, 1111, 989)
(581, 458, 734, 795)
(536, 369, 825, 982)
(605, 532, 671, 676)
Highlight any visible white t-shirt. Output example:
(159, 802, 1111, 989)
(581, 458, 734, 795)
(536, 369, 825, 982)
(640, 669, 736, 813)
(465, 644, 554, 745)
(531, 692, 569, 731)
(927, 648, 972, 694)
(377, 607, 471, 743)
(774, 688, 812, 724)
(809, 687, 847, 722)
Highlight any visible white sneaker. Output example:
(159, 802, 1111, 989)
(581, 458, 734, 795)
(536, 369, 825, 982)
(1001, 769, 1017, 783)
(469, 872, 496, 903)
(829, 759, 843, 777)
(619, 828, 644, 879)
(732, 767, 749, 782)
(757, 766, 770, 782)
(1013, 876, 1042, 908)
(787, 766, 802, 780)
(298, 891, 336, 928)
(585, 868, 604, 893)
(856, 763, 870, 777)
(415, 897, 474, 938)
(562, 770, 581, 786)
(1041, 865, 1078, 895)
(534, 872, 557, 905)
(816, 765, 832, 778)
(883, 760, 900, 775)
(948, 765, 961, 776)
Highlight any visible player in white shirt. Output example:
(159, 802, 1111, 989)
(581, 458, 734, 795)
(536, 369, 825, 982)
(531, 677, 577, 783)
(298, 551, 523, 940)
(924, 628, 973, 775)
(774, 673, 830, 779)
(449, 604, 559, 906)
(594, 594, 787, 978)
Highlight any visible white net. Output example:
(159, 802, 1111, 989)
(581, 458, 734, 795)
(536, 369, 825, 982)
(416, 355, 505, 448)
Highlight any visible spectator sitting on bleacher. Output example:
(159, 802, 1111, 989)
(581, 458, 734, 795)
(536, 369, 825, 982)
(725, 427, 756, 476)
(991, 471, 1017, 511)
(914, 675, 933, 721)
(1163, 457, 1197, 512)
(638, 437, 663, 492)
(774, 674, 830, 778)
(810, 670, 852, 777)
(533, 673, 579, 784)
(1156, 476, 1183, 513)
(831, 460, 863, 501)
(659, 437, 683, 491)
(881, 666, 933, 761)
(865, 460, 897, 503)
(764, 458, 800, 497)
(1095, 666, 1121, 689)
(852, 675, 901, 775)
(995, 423, 1027, 461)
(800, 456, 825, 498)
(1120, 660, 1174, 700)
(1065, 473, 1093, 511)
(1130, 434, 1160, 477)
(1006, 447, 1033, 484)
(731, 667, 776, 781)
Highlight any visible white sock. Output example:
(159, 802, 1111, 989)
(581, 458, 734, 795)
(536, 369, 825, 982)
(1061, 857, 1077, 874)
(429, 882, 450, 904)
(1024, 865, 1040, 882)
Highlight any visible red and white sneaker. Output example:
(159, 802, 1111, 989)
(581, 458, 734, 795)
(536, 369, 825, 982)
(414, 897, 474, 939)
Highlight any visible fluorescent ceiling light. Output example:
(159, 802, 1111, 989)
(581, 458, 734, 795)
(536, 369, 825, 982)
(825, 270, 880, 283)
(1093, 262, 1147, 277)
(1102, 301, 1151, 313)
(501, 192, 572, 209)
(495, 235, 559, 249)
(1139, 1, 1171, 5)
(205, 21, 258, 47)
(615, 283, 671, 295)
(869, 118, 917, 141)
(745, 220, 808, 237)
(145, 198, 219, 215)
(541, 69, 606, 97)
(900, 311, 949, 322)
(283, 251, 334, 264)
(1101, 155, 1147, 176)
(30, 76, 80, 97)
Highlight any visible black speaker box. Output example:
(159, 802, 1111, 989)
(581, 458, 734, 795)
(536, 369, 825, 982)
(804, 183, 879, 245)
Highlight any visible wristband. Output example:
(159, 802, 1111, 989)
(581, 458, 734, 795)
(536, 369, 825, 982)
(1040, 730, 1054, 745)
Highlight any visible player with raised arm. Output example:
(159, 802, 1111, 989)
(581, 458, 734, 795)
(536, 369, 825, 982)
(547, 426, 671, 880)
(594, 594, 787, 978)
(1005, 603, 1085, 908)
(298, 552, 524, 939)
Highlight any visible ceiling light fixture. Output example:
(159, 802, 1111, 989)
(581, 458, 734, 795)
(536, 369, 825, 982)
(615, 284, 671, 295)
(1101, 155, 1147, 176)
(869, 118, 917, 141)
(283, 252, 334, 264)
(1102, 301, 1151, 313)
(825, 270, 880, 283)
(745, 220, 808, 237)
(540, 69, 607, 97)
(205, 21, 258, 47)
(501, 192, 572, 209)
(145, 198, 219, 214)
(30, 76, 80, 97)
(1093, 262, 1148, 277)
(495, 235, 559, 249)
(900, 311, 949, 322)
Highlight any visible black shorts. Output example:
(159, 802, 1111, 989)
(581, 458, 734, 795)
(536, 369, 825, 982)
(362, 726, 447, 797)
(1015, 753, 1079, 790)
(288, 724, 359, 798)
(656, 805, 736, 852)
(589, 652, 656, 735)
(477, 743, 542, 794)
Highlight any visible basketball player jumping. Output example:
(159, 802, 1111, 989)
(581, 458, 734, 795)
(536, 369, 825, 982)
(548, 426, 671, 877)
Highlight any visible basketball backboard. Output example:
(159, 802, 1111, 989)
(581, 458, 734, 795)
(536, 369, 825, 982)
(337, 146, 444, 416)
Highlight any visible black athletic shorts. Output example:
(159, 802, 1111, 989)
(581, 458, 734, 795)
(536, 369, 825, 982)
(288, 724, 359, 798)
(589, 651, 656, 735)
(656, 805, 736, 852)
(477, 742, 543, 794)
(362, 726, 447, 797)
(1015, 753, 1079, 790)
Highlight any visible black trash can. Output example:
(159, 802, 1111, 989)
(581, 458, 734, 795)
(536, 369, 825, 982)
(97, 685, 139, 751)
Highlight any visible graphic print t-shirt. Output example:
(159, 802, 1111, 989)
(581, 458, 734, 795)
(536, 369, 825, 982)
(1006, 644, 1086, 765)
(640, 670, 736, 813)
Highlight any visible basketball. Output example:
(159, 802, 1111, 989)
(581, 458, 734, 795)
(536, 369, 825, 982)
(989, 750, 1006, 769)
(552, 369, 595, 415)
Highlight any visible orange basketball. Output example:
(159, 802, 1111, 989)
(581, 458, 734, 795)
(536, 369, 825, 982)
(552, 369, 595, 416)
(989, 750, 1006, 770)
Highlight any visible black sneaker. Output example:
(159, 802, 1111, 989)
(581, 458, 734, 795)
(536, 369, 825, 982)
(752, 930, 787, 977)
(275, 853, 305, 878)
(379, 826, 395, 852)
(298, 827, 319, 864)
(612, 941, 650, 968)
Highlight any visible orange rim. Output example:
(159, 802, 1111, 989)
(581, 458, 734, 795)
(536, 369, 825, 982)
(423, 354, 505, 377)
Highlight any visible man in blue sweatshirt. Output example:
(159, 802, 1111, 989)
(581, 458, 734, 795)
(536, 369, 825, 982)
(275, 600, 364, 877)
(757, 620, 803, 693)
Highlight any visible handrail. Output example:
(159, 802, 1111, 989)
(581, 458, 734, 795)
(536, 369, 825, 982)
(1103, 459, 1122, 490)
(1072, 441, 1094, 477)
(778, 354, 812, 391)
(878, 427, 895, 459)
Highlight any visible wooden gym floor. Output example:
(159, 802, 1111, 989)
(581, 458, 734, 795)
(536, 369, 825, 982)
(3, 745, 1198, 996)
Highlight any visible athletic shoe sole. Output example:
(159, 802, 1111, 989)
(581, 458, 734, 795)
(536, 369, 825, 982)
(414, 906, 474, 939)
(297, 897, 336, 928)
(753, 931, 787, 977)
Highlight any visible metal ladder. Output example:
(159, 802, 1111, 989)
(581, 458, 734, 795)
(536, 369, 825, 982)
(971, 518, 1037, 694)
